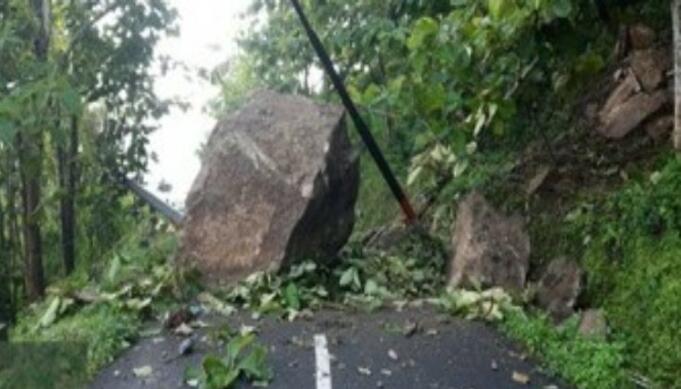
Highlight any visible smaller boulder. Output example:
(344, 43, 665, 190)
(598, 89, 669, 139)
(535, 257, 583, 322)
(599, 71, 640, 120)
(645, 115, 674, 142)
(628, 24, 656, 51)
(631, 48, 671, 92)
(578, 309, 608, 340)
(448, 192, 530, 294)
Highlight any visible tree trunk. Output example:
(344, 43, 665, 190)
(0, 188, 10, 341)
(57, 116, 78, 275)
(673, 0, 681, 149)
(18, 133, 45, 301)
(2, 154, 18, 337)
(17, 0, 51, 301)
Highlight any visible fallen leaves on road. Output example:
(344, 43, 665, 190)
(432, 287, 518, 322)
(174, 323, 194, 337)
(133, 365, 153, 378)
(512, 371, 530, 385)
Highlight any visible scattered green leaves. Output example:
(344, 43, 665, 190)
(186, 333, 272, 389)
(432, 287, 518, 322)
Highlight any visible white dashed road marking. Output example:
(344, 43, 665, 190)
(314, 334, 332, 389)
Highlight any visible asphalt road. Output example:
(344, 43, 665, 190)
(91, 307, 567, 389)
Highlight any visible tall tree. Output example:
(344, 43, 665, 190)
(673, 0, 681, 150)
(56, 116, 78, 274)
(0, 162, 10, 341)
(18, 0, 52, 300)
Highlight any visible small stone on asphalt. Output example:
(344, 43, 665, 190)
(178, 338, 193, 356)
(512, 371, 530, 385)
(403, 321, 418, 337)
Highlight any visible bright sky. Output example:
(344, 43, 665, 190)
(146, 0, 253, 208)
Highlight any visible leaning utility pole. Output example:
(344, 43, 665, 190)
(288, 0, 418, 224)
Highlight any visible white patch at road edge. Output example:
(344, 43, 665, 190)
(314, 334, 332, 389)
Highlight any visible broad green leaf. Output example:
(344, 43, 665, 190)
(284, 283, 301, 311)
(238, 346, 272, 381)
(39, 297, 61, 328)
(417, 84, 446, 113)
(407, 17, 439, 50)
(125, 297, 152, 311)
(226, 334, 255, 367)
(106, 254, 122, 286)
(339, 267, 360, 290)
(361, 84, 382, 105)
(364, 279, 380, 296)
(203, 356, 239, 388)
(488, 0, 510, 19)
(551, 0, 572, 18)
(488, 0, 502, 18)
(407, 165, 423, 186)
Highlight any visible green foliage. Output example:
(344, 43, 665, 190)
(231, 0, 613, 202)
(220, 232, 446, 318)
(562, 155, 681, 388)
(11, 219, 179, 376)
(13, 303, 139, 376)
(186, 333, 272, 389)
(0, 0, 178, 329)
(222, 262, 329, 320)
(502, 310, 627, 389)
(433, 287, 518, 322)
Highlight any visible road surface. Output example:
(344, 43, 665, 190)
(92, 307, 567, 389)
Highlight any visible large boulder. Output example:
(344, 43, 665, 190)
(448, 192, 530, 294)
(179, 90, 359, 285)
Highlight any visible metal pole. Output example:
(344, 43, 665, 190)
(288, 0, 418, 224)
(119, 177, 184, 226)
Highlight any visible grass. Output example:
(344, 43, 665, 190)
(11, 304, 140, 376)
(537, 154, 681, 389)
(501, 310, 627, 389)
(586, 235, 681, 388)
(9, 219, 181, 378)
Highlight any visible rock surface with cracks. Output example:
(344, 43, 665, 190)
(179, 90, 359, 285)
(448, 191, 530, 294)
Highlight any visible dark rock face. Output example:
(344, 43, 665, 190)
(448, 192, 530, 294)
(535, 257, 584, 322)
(179, 90, 359, 285)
